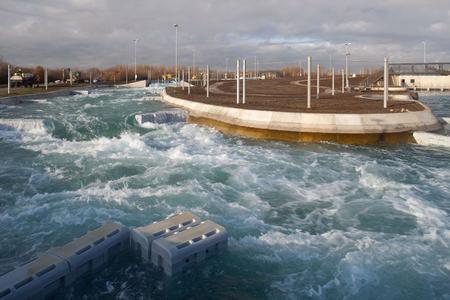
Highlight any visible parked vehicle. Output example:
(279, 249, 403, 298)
(10, 69, 36, 87)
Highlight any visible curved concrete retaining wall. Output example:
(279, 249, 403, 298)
(162, 90, 441, 135)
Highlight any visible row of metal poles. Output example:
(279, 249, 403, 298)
(180, 57, 390, 109)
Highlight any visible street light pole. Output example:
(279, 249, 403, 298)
(328, 53, 332, 76)
(174, 24, 179, 84)
(133, 39, 139, 81)
(225, 58, 229, 79)
(345, 43, 351, 88)
(422, 41, 426, 64)
(7, 65, 10, 94)
(45, 67, 48, 90)
(192, 50, 195, 80)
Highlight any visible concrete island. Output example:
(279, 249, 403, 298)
(163, 78, 441, 145)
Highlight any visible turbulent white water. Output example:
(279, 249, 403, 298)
(0, 88, 449, 299)
(136, 110, 187, 127)
(0, 118, 49, 134)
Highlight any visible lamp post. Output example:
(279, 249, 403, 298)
(133, 39, 139, 81)
(422, 41, 426, 64)
(345, 42, 351, 88)
(192, 50, 195, 80)
(174, 24, 179, 84)
(45, 67, 48, 90)
(328, 53, 332, 76)
(225, 58, 229, 79)
(7, 65, 10, 94)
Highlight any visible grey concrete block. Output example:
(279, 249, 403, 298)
(0, 253, 69, 300)
(130, 212, 200, 262)
(47, 222, 129, 285)
(151, 220, 228, 276)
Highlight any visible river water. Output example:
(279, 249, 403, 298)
(0, 88, 449, 299)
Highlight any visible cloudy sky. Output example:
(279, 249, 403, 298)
(1, 0, 449, 70)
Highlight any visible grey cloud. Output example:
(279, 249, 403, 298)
(0, 0, 449, 70)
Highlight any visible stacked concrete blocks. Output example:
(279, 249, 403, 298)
(130, 212, 200, 263)
(151, 220, 228, 276)
(130, 212, 228, 276)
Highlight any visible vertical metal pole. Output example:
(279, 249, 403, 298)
(307, 56, 311, 109)
(188, 67, 191, 95)
(206, 64, 210, 98)
(422, 41, 426, 64)
(89, 72, 92, 85)
(254, 56, 257, 78)
(243, 59, 246, 104)
(316, 64, 320, 99)
(236, 60, 240, 104)
(174, 25, 178, 85)
(69, 70, 73, 86)
(345, 54, 349, 88)
(299, 60, 302, 77)
(126, 65, 128, 84)
(329, 54, 332, 75)
(182, 70, 185, 90)
(45, 68, 48, 90)
(133, 39, 138, 81)
(192, 50, 195, 79)
(225, 58, 228, 79)
(341, 69, 345, 93)
(332, 67, 335, 96)
(7, 64, 11, 94)
(384, 58, 389, 109)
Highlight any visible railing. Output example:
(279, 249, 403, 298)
(389, 62, 450, 75)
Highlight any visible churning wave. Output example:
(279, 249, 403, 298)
(135, 110, 187, 127)
(0, 118, 52, 136)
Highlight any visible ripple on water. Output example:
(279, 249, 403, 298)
(0, 88, 449, 299)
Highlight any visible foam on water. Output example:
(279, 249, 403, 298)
(0, 89, 449, 299)
(136, 110, 187, 126)
(414, 131, 450, 148)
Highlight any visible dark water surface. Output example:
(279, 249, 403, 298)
(0, 88, 449, 299)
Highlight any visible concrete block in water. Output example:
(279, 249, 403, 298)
(130, 212, 200, 263)
(135, 110, 187, 126)
(0, 253, 69, 300)
(151, 220, 228, 276)
(70, 90, 91, 95)
(413, 131, 450, 148)
(47, 222, 129, 285)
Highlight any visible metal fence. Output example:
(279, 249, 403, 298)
(389, 62, 450, 75)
